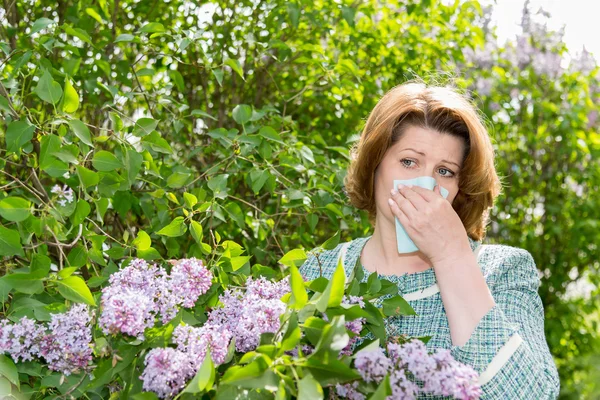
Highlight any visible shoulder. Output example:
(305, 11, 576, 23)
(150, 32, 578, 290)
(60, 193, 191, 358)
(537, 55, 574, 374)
(478, 243, 540, 291)
(298, 236, 366, 281)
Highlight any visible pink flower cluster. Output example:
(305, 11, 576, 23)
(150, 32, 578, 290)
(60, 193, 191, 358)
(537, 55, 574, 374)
(206, 276, 289, 352)
(0, 304, 93, 376)
(140, 276, 290, 398)
(99, 258, 213, 340)
(336, 340, 482, 400)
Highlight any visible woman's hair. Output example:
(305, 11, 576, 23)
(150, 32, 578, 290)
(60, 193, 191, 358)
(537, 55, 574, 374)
(344, 81, 502, 241)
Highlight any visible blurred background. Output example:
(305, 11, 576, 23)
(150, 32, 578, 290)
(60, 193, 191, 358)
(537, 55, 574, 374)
(1, 0, 598, 398)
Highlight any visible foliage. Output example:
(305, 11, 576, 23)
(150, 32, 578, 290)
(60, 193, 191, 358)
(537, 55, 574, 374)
(0, 0, 598, 398)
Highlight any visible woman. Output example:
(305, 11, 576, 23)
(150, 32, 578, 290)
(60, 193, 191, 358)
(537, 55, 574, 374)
(299, 82, 560, 399)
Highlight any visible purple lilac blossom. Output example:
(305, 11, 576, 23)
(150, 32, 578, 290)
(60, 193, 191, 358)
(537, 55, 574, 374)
(335, 381, 365, 400)
(99, 286, 155, 339)
(140, 347, 196, 399)
(0, 316, 45, 362)
(389, 369, 420, 400)
(387, 340, 481, 399)
(354, 347, 391, 383)
(99, 257, 214, 337)
(206, 278, 289, 353)
(38, 304, 94, 376)
(169, 258, 213, 308)
(173, 324, 232, 367)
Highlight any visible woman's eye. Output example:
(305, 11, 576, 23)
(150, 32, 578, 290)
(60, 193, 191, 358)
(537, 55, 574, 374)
(401, 159, 414, 167)
(439, 168, 454, 177)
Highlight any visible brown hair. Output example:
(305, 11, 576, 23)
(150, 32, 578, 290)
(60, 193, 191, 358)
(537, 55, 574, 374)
(344, 81, 502, 241)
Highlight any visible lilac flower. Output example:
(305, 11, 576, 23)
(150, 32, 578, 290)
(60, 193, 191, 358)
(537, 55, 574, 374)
(169, 258, 213, 308)
(354, 347, 391, 383)
(38, 304, 94, 376)
(51, 184, 75, 206)
(173, 324, 232, 367)
(422, 349, 482, 399)
(99, 286, 155, 339)
(335, 381, 365, 400)
(0, 316, 45, 362)
(387, 340, 481, 399)
(99, 257, 214, 336)
(389, 369, 419, 400)
(140, 348, 196, 399)
(206, 278, 289, 353)
(246, 276, 290, 300)
(108, 258, 161, 299)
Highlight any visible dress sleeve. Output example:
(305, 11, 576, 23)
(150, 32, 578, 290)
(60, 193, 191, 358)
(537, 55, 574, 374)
(449, 248, 560, 399)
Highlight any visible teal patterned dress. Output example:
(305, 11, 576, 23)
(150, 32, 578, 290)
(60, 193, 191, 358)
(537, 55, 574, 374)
(299, 235, 560, 399)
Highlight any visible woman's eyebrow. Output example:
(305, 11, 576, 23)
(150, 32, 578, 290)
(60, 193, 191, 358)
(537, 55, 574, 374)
(402, 148, 461, 168)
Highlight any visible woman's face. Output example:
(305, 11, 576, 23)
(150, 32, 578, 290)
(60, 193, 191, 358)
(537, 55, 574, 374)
(373, 125, 465, 222)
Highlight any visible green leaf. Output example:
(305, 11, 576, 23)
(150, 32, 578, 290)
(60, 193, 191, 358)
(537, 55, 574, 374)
(70, 199, 91, 226)
(168, 70, 185, 91)
(382, 295, 416, 316)
(157, 217, 187, 237)
(281, 313, 301, 351)
(298, 357, 360, 386)
(62, 79, 79, 113)
(35, 69, 62, 104)
(167, 172, 191, 188)
(211, 68, 224, 86)
(0, 226, 23, 257)
(141, 131, 172, 154)
(0, 273, 43, 294)
(315, 257, 345, 312)
(207, 174, 229, 198)
(92, 150, 122, 171)
(139, 22, 166, 34)
(298, 374, 322, 400)
(62, 24, 94, 46)
(224, 59, 244, 81)
(289, 265, 308, 309)
(278, 248, 307, 268)
(190, 220, 203, 245)
(6, 119, 35, 155)
(30, 17, 56, 35)
(221, 357, 278, 390)
(114, 34, 135, 43)
(85, 7, 104, 24)
(76, 165, 99, 188)
(133, 117, 158, 137)
(341, 6, 356, 27)
(0, 197, 31, 222)
(133, 230, 151, 250)
(0, 355, 19, 390)
(321, 230, 340, 250)
(258, 126, 284, 144)
(190, 109, 218, 121)
(183, 193, 198, 209)
(56, 276, 96, 306)
(232, 104, 252, 125)
(67, 245, 87, 268)
(68, 119, 93, 146)
(184, 349, 215, 393)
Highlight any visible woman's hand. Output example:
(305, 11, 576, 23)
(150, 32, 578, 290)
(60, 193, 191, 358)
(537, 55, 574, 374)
(387, 184, 472, 265)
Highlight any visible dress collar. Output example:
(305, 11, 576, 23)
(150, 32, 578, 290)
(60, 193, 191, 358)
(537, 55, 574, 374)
(349, 235, 481, 292)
